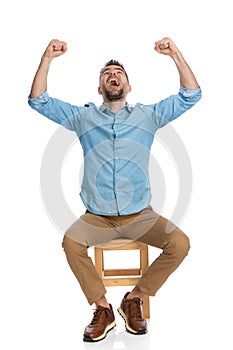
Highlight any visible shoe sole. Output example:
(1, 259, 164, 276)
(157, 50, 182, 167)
(117, 307, 147, 335)
(83, 321, 116, 342)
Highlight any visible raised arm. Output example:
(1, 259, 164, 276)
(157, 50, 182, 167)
(29, 39, 68, 98)
(154, 37, 199, 90)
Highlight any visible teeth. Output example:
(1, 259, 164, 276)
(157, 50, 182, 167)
(110, 79, 119, 86)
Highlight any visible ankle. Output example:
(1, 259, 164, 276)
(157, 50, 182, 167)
(95, 302, 110, 309)
(95, 296, 110, 309)
(127, 288, 145, 300)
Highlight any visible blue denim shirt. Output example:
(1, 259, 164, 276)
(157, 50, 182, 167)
(28, 87, 202, 215)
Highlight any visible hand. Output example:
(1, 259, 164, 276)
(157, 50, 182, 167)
(42, 39, 68, 60)
(154, 37, 180, 57)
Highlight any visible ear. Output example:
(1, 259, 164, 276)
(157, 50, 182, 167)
(98, 86, 102, 95)
(127, 84, 132, 93)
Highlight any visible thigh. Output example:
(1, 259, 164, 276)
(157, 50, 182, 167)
(121, 206, 186, 249)
(64, 211, 119, 247)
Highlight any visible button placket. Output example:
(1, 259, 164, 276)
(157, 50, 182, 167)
(114, 132, 119, 176)
(112, 116, 120, 210)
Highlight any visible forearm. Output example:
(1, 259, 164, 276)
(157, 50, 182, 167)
(29, 55, 53, 98)
(171, 51, 199, 90)
(155, 38, 200, 90)
(29, 39, 67, 99)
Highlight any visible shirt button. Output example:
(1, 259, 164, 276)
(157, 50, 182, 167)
(115, 156, 119, 159)
(116, 173, 119, 176)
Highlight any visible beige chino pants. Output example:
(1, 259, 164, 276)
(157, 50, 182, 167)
(62, 206, 190, 305)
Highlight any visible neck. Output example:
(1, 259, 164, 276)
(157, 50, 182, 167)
(103, 100, 126, 113)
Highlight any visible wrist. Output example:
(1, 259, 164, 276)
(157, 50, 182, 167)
(171, 50, 183, 63)
(40, 54, 53, 66)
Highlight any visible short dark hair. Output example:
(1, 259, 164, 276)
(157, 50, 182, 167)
(99, 59, 129, 83)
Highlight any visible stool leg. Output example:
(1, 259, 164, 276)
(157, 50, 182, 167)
(142, 295, 150, 318)
(94, 247, 103, 278)
(140, 244, 150, 318)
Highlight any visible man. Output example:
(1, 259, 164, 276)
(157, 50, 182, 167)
(28, 37, 201, 342)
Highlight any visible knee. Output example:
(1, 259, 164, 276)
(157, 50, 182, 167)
(62, 235, 87, 257)
(165, 229, 191, 258)
(177, 231, 190, 257)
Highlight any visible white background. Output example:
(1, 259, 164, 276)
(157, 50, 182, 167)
(1, 0, 232, 349)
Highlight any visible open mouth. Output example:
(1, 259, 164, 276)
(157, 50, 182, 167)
(108, 78, 120, 87)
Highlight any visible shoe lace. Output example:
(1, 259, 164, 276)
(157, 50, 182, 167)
(129, 298, 143, 319)
(90, 307, 107, 325)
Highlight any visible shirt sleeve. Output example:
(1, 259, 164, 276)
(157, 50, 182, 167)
(28, 91, 85, 132)
(147, 87, 202, 129)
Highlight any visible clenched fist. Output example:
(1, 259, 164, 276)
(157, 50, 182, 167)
(42, 39, 68, 60)
(154, 37, 180, 57)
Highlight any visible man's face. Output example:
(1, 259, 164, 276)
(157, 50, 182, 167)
(98, 65, 131, 101)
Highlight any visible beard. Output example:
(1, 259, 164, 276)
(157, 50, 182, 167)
(102, 87, 125, 101)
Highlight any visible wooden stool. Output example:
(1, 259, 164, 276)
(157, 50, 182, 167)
(94, 239, 150, 318)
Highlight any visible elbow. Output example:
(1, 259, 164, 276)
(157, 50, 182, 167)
(179, 86, 202, 104)
(28, 90, 49, 109)
(196, 87, 202, 102)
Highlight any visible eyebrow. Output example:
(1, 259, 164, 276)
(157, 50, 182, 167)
(101, 67, 125, 75)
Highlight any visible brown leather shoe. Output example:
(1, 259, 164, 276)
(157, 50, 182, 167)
(83, 304, 116, 342)
(118, 292, 147, 334)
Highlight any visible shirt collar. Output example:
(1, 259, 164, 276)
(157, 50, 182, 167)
(99, 102, 134, 113)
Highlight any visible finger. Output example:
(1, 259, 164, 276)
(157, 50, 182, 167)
(51, 39, 67, 52)
(154, 41, 162, 50)
(159, 39, 169, 49)
(160, 43, 169, 49)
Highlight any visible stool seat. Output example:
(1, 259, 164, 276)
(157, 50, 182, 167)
(96, 238, 142, 248)
(94, 238, 150, 318)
